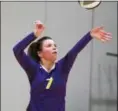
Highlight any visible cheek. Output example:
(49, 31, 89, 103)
(42, 49, 52, 58)
(42, 48, 57, 61)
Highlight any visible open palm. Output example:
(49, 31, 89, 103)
(90, 26, 112, 42)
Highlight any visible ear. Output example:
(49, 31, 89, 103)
(37, 51, 42, 58)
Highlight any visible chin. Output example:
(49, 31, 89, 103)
(52, 57, 57, 63)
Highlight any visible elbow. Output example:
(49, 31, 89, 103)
(12, 46, 16, 53)
(12, 45, 17, 54)
(12, 46, 15, 51)
(12, 46, 18, 57)
(12, 45, 25, 58)
(12, 45, 20, 56)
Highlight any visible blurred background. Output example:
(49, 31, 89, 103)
(1, 1, 117, 111)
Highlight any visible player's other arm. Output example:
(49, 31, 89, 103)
(58, 26, 112, 77)
(58, 32, 92, 75)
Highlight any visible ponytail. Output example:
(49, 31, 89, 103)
(28, 42, 40, 62)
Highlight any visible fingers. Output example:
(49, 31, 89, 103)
(98, 26, 104, 30)
(34, 20, 45, 27)
(102, 36, 112, 42)
(100, 33, 112, 42)
(34, 21, 45, 31)
(100, 31, 112, 38)
(100, 30, 112, 36)
(35, 20, 43, 25)
(100, 37, 110, 43)
(99, 30, 112, 40)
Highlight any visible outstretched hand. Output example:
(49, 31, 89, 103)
(33, 20, 45, 37)
(90, 26, 112, 42)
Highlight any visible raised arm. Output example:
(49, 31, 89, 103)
(13, 20, 45, 82)
(58, 26, 112, 79)
(58, 32, 92, 76)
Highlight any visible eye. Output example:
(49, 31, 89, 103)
(47, 44, 52, 47)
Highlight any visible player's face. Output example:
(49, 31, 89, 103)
(39, 39, 58, 62)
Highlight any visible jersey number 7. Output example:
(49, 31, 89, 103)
(46, 77, 53, 89)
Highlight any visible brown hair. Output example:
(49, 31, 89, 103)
(28, 36, 52, 62)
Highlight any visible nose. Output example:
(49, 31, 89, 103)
(53, 47, 56, 50)
(52, 45, 57, 51)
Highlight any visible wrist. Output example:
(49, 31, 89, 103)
(33, 30, 40, 38)
(90, 31, 94, 38)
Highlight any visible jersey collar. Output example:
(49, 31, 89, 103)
(40, 64, 56, 73)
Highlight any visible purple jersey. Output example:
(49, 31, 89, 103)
(13, 32, 92, 111)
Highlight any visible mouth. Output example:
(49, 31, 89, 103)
(52, 51, 57, 54)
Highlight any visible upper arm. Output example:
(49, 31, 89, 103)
(12, 32, 38, 81)
(58, 50, 77, 75)
(13, 47, 38, 81)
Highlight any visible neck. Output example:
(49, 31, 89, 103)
(40, 59, 55, 72)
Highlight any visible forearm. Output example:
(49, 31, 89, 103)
(68, 31, 92, 56)
(13, 32, 36, 55)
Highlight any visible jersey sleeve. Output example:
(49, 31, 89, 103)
(58, 32, 93, 78)
(13, 32, 38, 81)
